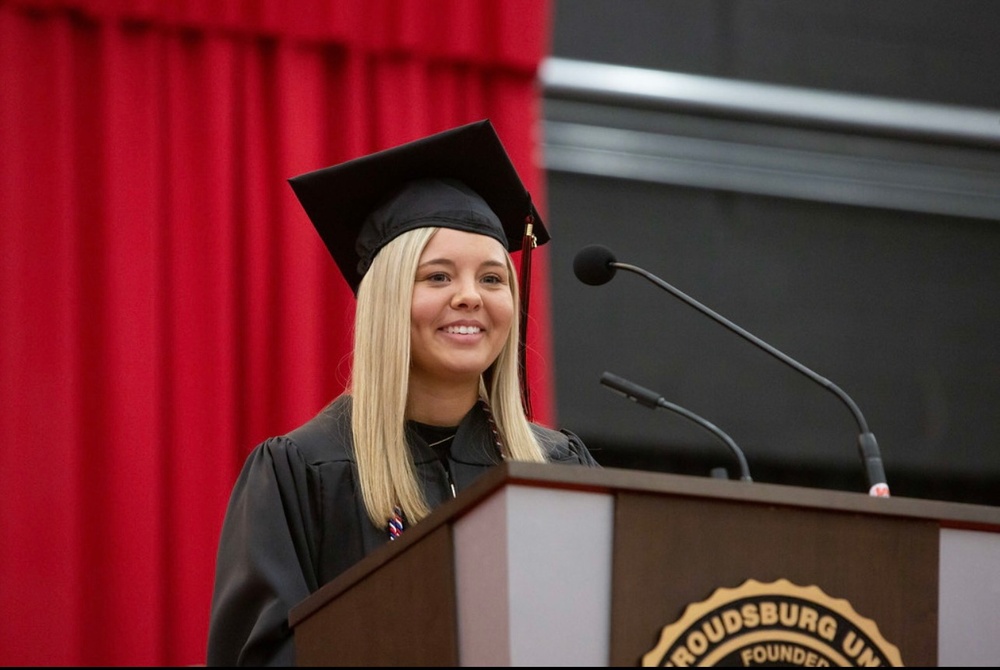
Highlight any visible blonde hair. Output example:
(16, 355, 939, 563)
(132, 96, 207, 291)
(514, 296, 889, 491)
(350, 227, 546, 528)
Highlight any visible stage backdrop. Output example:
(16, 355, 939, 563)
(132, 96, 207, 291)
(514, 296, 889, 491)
(0, 0, 554, 665)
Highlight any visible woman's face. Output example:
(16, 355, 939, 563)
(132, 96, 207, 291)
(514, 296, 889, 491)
(410, 228, 514, 388)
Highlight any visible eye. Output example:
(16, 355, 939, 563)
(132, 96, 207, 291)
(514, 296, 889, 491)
(480, 273, 506, 286)
(425, 272, 450, 283)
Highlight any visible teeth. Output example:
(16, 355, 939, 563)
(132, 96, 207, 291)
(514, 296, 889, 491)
(444, 325, 482, 334)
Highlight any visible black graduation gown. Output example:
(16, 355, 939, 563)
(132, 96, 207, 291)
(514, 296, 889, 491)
(206, 396, 598, 666)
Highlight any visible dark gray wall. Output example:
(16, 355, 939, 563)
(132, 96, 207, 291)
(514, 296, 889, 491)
(544, 1, 1000, 505)
(550, 0, 1000, 108)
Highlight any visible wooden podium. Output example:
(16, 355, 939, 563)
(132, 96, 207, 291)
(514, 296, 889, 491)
(289, 462, 1000, 666)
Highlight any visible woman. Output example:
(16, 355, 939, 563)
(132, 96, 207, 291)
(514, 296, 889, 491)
(206, 121, 598, 666)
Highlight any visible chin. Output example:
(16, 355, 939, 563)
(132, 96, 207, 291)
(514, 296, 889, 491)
(436, 356, 495, 379)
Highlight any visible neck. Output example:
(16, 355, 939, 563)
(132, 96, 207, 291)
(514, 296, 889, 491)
(407, 378, 480, 426)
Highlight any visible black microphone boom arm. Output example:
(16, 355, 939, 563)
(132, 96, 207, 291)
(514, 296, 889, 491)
(601, 371, 752, 482)
(610, 259, 890, 497)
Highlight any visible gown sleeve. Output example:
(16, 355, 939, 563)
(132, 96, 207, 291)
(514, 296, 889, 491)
(530, 420, 601, 468)
(206, 437, 320, 666)
(561, 428, 600, 467)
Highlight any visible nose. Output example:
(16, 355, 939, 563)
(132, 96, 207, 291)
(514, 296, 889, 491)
(450, 277, 483, 310)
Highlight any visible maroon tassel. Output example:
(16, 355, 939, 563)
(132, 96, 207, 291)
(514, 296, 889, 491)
(518, 214, 536, 420)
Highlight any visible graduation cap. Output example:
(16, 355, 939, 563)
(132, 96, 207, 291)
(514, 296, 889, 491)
(288, 119, 546, 417)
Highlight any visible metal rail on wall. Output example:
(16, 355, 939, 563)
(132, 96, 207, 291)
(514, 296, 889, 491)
(539, 57, 1000, 222)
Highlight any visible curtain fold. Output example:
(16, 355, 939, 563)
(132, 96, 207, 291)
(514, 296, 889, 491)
(0, 0, 553, 664)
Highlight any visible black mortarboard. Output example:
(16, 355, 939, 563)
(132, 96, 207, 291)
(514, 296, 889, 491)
(287, 119, 548, 295)
(288, 119, 547, 418)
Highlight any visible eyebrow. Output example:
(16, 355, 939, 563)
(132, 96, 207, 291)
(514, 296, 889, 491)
(417, 258, 507, 270)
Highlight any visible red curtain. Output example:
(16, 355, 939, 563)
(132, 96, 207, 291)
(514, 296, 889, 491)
(0, 0, 554, 664)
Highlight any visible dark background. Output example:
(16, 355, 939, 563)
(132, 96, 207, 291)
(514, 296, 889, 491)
(544, 0, 1000, 506)
(550, 0, 999, 107)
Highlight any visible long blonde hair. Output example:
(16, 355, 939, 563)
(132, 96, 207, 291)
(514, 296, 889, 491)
(350, 227, 546, 528)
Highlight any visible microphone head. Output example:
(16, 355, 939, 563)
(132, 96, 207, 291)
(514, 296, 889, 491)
(573, 244, 618, 286)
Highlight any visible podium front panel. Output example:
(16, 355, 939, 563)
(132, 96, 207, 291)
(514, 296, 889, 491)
(610, 491, 938, 666)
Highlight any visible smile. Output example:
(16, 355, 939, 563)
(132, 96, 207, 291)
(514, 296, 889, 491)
(443, 325, 483, 334)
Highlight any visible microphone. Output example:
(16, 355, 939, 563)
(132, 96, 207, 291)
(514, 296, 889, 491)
(601, 371, 752, 482)
(574, 244, 890, 498)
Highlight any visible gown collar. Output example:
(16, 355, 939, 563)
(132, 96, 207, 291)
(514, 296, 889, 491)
(407, 400, 502, 466)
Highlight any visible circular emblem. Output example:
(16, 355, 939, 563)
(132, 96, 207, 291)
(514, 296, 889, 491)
(642, 579, 903, 667)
